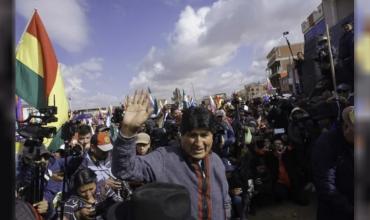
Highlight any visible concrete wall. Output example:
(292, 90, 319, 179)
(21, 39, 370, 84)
(322, 0, 354, 28)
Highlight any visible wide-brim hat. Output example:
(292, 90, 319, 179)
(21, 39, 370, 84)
(106, 182, 191, 220)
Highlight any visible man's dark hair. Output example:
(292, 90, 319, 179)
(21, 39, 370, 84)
(73, 168, 97, 191)
(78, 124, 92, 136)
(180, 107, 216, 135)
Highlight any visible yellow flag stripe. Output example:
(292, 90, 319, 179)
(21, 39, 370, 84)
(43, 65, 69, 148)
(47, 65, 69, 129)
(16, 32, 44, 78)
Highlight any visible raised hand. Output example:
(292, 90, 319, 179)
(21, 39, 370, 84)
(121, 90, 153, 136)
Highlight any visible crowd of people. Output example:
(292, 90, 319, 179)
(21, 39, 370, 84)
(14, 86, 354, 220)
(14, 21, 354, 220)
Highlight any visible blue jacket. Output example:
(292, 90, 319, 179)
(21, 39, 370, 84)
(112, 133, 231, 220)
(312, 126, 354, 220)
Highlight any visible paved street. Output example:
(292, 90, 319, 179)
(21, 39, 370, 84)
(249, 193, 317, 220)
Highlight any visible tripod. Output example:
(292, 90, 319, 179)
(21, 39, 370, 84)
(17, 139, 47, 211)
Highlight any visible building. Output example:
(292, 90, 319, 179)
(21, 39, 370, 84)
(266, 43, 304, 94)
(300, 1, 354, 96)
(236, 88, 247, 100)
(201, 93, 227, 108)
(244, 82, 268, 100)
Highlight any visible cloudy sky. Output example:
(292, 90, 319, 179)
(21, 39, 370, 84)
(16, 0, 320, 110)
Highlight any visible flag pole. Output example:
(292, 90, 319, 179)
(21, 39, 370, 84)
(321, 3, 341, 121)
(325, 24, 338, 94)
(325, 24, 342, 121)
(15, 8, 37, 53)
(191, 82, 197, 103)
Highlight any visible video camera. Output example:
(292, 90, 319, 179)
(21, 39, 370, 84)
(61, 120, 80, 141)
(17, 106, 58, 142)
(16, 106, 58, 204)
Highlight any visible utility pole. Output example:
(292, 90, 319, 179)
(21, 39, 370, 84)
(283, 31, 297, 95)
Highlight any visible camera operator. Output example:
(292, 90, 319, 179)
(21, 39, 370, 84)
(16, 145, 52, 219)
(50, 122, 87, 188)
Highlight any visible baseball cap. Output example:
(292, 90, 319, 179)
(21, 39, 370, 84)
(96, 131, 113, 151)
(136, 133, 150, 145)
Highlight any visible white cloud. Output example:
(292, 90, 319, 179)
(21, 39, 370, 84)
(16, 0, 89, 52)
(69, 92, 121, 110)
(170, 6, 209, 46)
(63, 57, 103, 79)
(129, 0, 320, 100)
(60, 58, 120, 110)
